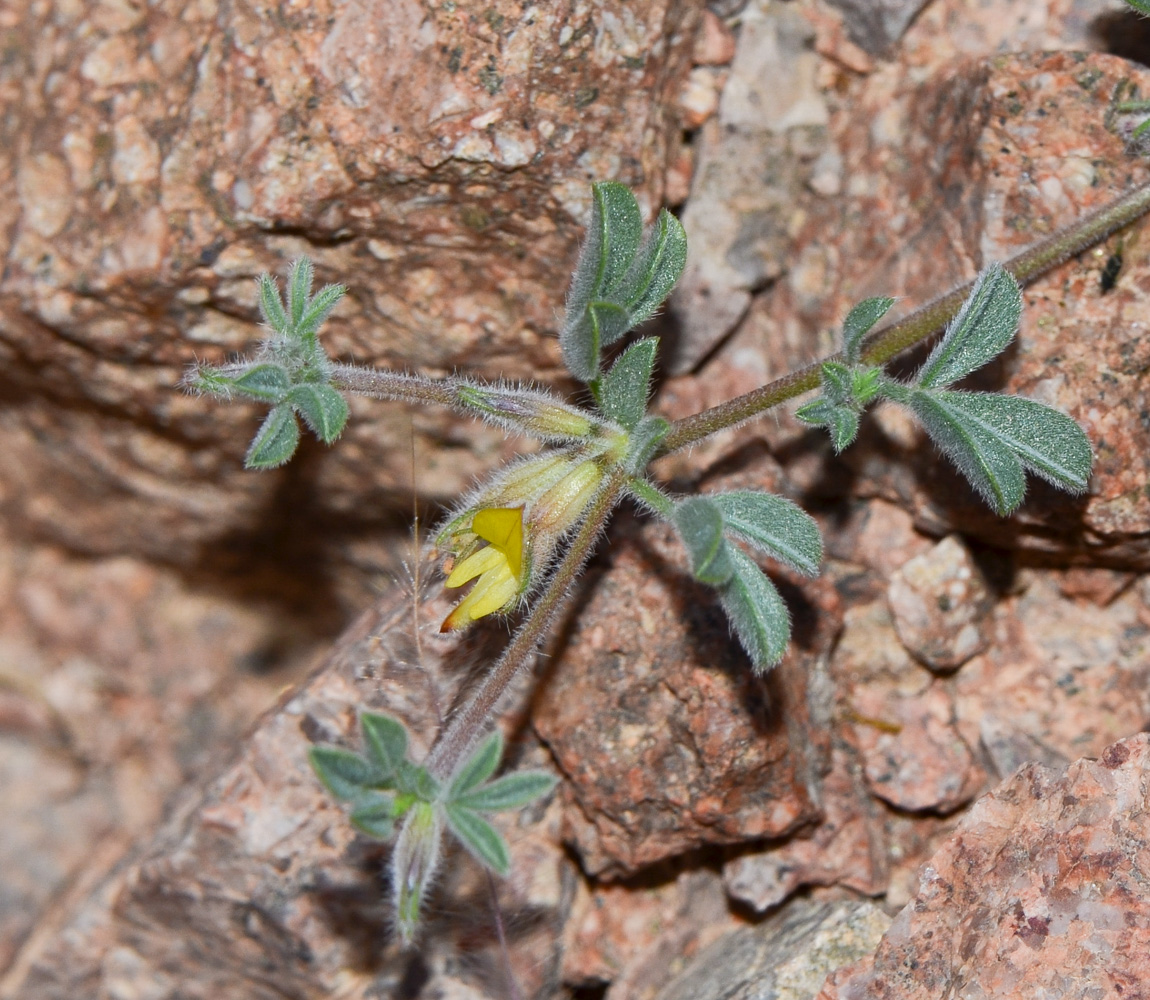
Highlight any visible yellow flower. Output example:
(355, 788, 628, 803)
(440, 507, 525, 632)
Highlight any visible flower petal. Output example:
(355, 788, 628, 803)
(472, 507, 523, 579)
(445, 544, 503, 589)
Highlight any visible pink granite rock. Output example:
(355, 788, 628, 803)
(533, 513, 841, 878)
(887, 535, 993, 672)
(820, 733, 1150, 1000)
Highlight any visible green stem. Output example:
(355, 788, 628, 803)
(659, 178, 1150, 454)
(425, 473, 626, 780)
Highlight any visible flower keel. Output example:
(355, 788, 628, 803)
(441, 507, 525, 631)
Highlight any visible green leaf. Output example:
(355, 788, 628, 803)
(232, 363, 291, 402)
(297, 283, 346, 341)
(560, 184, 687, 383)
(673, 496, 734, 586)
(795, 398, 860, 453)
(361, 713, 407, 781)
(455, 770, 558, 812)
(819, 361, 854, 404)
(842, 296, 895, 363)
(449, 729, 503, 800)
(931, 391, 1092, 494)
(258, 273, 290, 333)
(445, 804, 511, 875)
(719, 547, 791, 673)
(245, 405, 300, 469)
(288, 257, 314, 331)
(397, 759, 439, 801)
(309, 746, 376, 800)
(349, 792, 397, 840)
(711, 491, 823, 577)
(909, 389, 1025, 515)
(624, 415, 670, 474)
(1122, 0, 1150, 13)
(916, 263, 1021, 389)
(599, 338, 658, 429)
(287, 384, 349, 444)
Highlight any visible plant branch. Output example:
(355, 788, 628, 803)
(425, 473, 626, 780)
(329, 364, 458, 407)
(658, 178, 1150, 453)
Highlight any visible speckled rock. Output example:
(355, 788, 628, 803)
(819, 733, 1150, 1000)
(533, 512, 841, 878)
(0, 0, 699, 570)
(655, 898, 891, 1000)
(887, 535, 993, 672)
(723, 741, 887, 912)
(699, 49, 1150, 566)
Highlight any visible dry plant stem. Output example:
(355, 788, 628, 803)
(659, 178, 1150, 453)
(425, 473, 626, 780)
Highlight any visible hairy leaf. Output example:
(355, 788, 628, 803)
(455, 771, 558, 812)
(245, 405, 300, 469)
(719, 547, 791, 672)
(449, 729, 503, 800)
(232, 363, 291, 402)
(624, 415, 670, 473)
(361, 712, 408, 780)
(711, 491, 823, 577)
(309, 746, 377, 800)
(842, 296, 896, 363)
(916, 263, 1021, 389)
(909, 390, 1025, 515)
(258, 273, 290, 333)
(673, 496, 734, 585)
(297, 283, 346, 342)
(795, 398, 860, 453)
(931, 391, 1092, 494)
(288, 257, 314, 330)
(349, 792, 397, 840)
(445, 804, 511, 875)
(287, 384, 349, 444)
(600, 338, 658, 429)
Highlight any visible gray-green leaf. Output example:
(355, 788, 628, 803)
(287, 384, 349, 444)
(454, 771, 558, 812)
(449, 729, 503, 800)
(258, 273, 290, 333)
(245, 405, 300, 469)
(349, 792, 397, 840)
(719, 547, 791, 673)
(309, 746, 377, 800)
(599, 338, 658, 429)
(930, 391, 1092, 494)
(909, 389, 1025, 515)
(361, 712, 408, 781)
(842, 296, 896, 363)
(916, 263, 1021, 389)
(624, 415, 670, 474)
(445, 804, 511, 875)
(711, 491, 823, 577)
(232, 363, 291, 402)
(297, 283, 346, 342)
(288, 257, 314, 330)
(673, 496, 735, 586)
(795, 398, 860, 453)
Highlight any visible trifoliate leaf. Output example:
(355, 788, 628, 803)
(297, 283, 346, 342)
(842, 296, 896, 363)
(309, 746, 377, 801)
(288, 257, 314, 331)
(454, 771, 558, 812)
(245, 405, 300, 469)
(909, 389, 1025, 515)
(673, 496, 735, 586)
(916, 263, 1021, 389)
(600, 338, 658, 429)
(445, 804, 511, 875)
(795, 398, 860, 453)
(396, 759, 439, 801)
(287, 384, 349, 444)
(232, 363, 291, 402)
(819, 361, 855, 404)
(718, 547, 791, 673)
(929, 391, 1092, 494)
(449, 729, 503, 800)
(560, 183, 687, 383)
(361, 712, 408, 781)
(710, 491, 823, 577)
(258, 273, 290, 333)
(349, 792, 397, 840)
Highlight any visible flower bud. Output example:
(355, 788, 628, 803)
(457, 384, 602, 441)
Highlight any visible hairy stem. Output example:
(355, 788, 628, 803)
(329, 364, 458, 407)
(659, 178, 1150, 453)
(425, 473, 626, 780)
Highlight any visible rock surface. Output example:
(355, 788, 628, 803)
(0, 0, 699, 571)
(820, 733, 1150, 1000)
